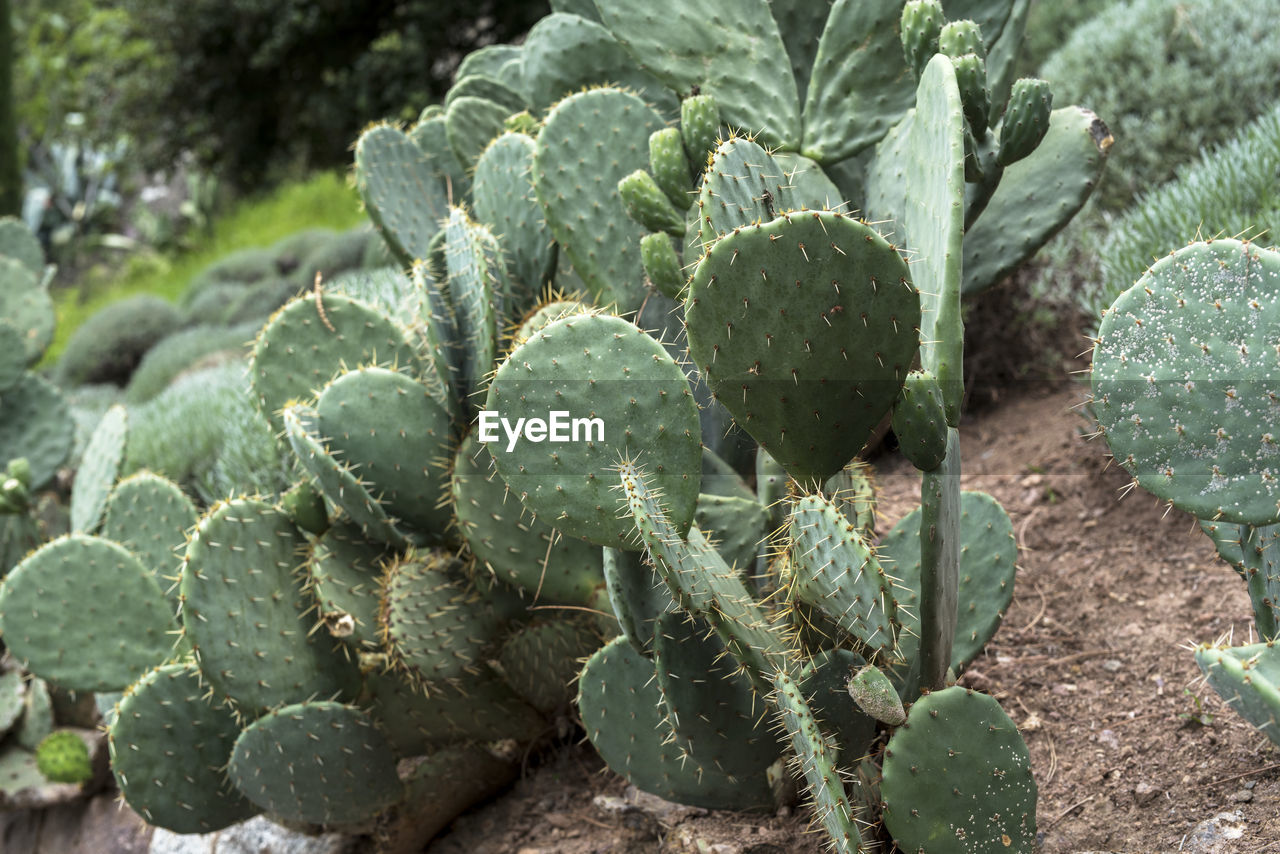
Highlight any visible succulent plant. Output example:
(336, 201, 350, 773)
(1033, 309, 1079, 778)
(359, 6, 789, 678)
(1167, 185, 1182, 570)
(1093, 238, 1280, 748)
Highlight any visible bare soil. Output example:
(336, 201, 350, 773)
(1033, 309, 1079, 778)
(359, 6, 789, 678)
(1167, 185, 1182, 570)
(427, 310, 1280, 853)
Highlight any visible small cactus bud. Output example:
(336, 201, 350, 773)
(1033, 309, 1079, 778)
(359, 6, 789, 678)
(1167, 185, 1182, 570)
(6, 456, 31, 488)
(36, 731, 93, 784)
(680, 94, 720, 170)
(892, 369, 949, 471)
(998, 78, 1054, 167)
(618, 169, 686, 237)
(901, 0, 945, 81)
(282, 480, 329, 536)
(937, 19, 986, 61)
(847, 664, 907, 726)
(649, 127, 693, 210)
(641, 232, 686, 299)
(951, 53, 991, 136)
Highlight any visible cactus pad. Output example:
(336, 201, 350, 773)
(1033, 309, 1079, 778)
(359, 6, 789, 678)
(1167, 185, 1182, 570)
(181, 499, 361, 711)
(533, 87, 665, 312)
(473, 132, 556, 294)
(69, 404, 128, 534)
(592, 0, 799, 150)
(109, 662, 258, 833)
(578, 635, 776, 810)
(315, 366, 454, 537)
(380, 551, 499, 690)
(685, 210, 920, 484)
(101, 472, 197, 610)
(880, 491, 1017, 673)
(451, 433, 605, 605)
(892, 369, 950, 471)
(0, 258, 52, 364)
(229, 701, 403, 825)
(1194, 641, 1280, 746)
(486, 313, 703, 549)
(882, 687, 1036, 853)
(354, 123, 451, 267)
(0, 373, 73, 491)
(306, 522, 389, 649)
(0, 535, 176, 692)
(1093, 240, 1280, 526)
(250, 292, 420, 434)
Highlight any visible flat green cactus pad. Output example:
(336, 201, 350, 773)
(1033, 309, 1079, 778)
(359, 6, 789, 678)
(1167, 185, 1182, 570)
(532, 87, 665, 313)
(865, 54, 966, 423)
(284, 404, 411, 550)
(602, 546, 673, 655)
(380, 551, 500, 691)
(355, 123, 451, 267)
(69, 404, 128, 534)
(578, 635, 776, 810)
(1093, 239, 1280, 526)
(0, 257, 52, 365)
(652, 612, 782, 780)
(694, 493, 770, 572)
(0, 217, 44, 275)
(0, 322, 24, 394)
(16, 677, 52, 750)
(181, 498, 361, 712)
(521, 13, 676, 117)
(101, 473, 197, 610)
(314, 366, 454, 538)
(801, 0, 916, 163)
(1194, 641, 1280, 746)
(473, 132, 557, 297)
(486, 313, 702, 550)
(964, 106, 1111, 295)
(109, 663, 257, 833)
(786, 494, 896, 659)
(497, 618, 603, 714)
(0, 373, 73, 491)
(882, 687, 1037, 854)
(229, 701, 403, 825)
(0, 535, 176, 692)
(451, 433, 605, 605)
(249, 291, 420, 435)
(306, 522, 390, 649)
(879, 491, 1018, 673)
(0, 671, 23, 736)
(592, 0, 800, 149)
(685, 210, 919, 485)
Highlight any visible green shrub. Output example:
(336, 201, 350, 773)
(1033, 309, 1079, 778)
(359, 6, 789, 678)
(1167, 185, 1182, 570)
(180, 247, 279, 307)
(55, 295, 182, 387)
(123, 362, 291, 501)
(290, 226, 372, 288)
(1042, 0, 1280, 212)
(124, 321, 262, 404)
(1016, 0, 1117, 78)
(1082, 104, 1280, 319)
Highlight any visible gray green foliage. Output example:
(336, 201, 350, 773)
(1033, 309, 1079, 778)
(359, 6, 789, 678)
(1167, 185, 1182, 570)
(1040, 0, 1280, 212)
(55, 295, 181, 387)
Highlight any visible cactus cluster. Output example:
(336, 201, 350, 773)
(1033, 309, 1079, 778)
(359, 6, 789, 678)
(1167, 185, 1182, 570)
(1093, 238, 1280, 747)
(0, 0, 1117, 848)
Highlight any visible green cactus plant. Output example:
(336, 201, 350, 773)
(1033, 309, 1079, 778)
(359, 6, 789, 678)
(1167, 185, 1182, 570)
(1093, 238, 1280, 749)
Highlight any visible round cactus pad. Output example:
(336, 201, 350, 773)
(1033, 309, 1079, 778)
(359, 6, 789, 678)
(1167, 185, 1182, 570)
(0, 373, 73, 491)
(314, 367, 454, 537)
(577, 635, 775, 810)
(229, 702, 403, 825)
(0, 257, 52, 364)
(109, 663, 257, 833)
(486, 313, 702, 549)
(685, 210, 919, 484)
(180, 499, 361, 712)
(1093, 240, 1280, 525)
(101, 472, 198, 611)
(452, 432, 605, 605)
(0, 535, 177, 692)
(882, 687, 1037, 853)
(249, 292, 420, 435)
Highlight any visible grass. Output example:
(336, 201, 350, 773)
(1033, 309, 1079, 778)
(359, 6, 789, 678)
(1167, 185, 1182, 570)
(45, 170, 366, 363)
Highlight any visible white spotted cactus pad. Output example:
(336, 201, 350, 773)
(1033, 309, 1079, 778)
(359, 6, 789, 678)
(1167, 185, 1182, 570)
(1092, 240, 1280, 526)
(881, 687, 1037, 853)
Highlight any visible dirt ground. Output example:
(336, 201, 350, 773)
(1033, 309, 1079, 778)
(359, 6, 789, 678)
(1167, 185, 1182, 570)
(425, 302, 1280, 853)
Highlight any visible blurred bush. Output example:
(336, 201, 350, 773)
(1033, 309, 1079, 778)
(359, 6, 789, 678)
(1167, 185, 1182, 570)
(1015, 0, 1116, 79)
(1042, 0, 1280, 213)
(1083, 104, 1280, 319)
(97, 0, 549, 188)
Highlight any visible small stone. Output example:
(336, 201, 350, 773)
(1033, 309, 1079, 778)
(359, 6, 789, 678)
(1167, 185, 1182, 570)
(1133, 781, 1159, 806)
(1182, 811, 1246, 854)
(1097, 729, 1120, 749)
(1230, 789, 1253, 803)
(1102, 659, 1123, 672)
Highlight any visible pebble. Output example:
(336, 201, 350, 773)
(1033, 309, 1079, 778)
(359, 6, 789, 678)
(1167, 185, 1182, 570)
(1133, 781, 1159, 806)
